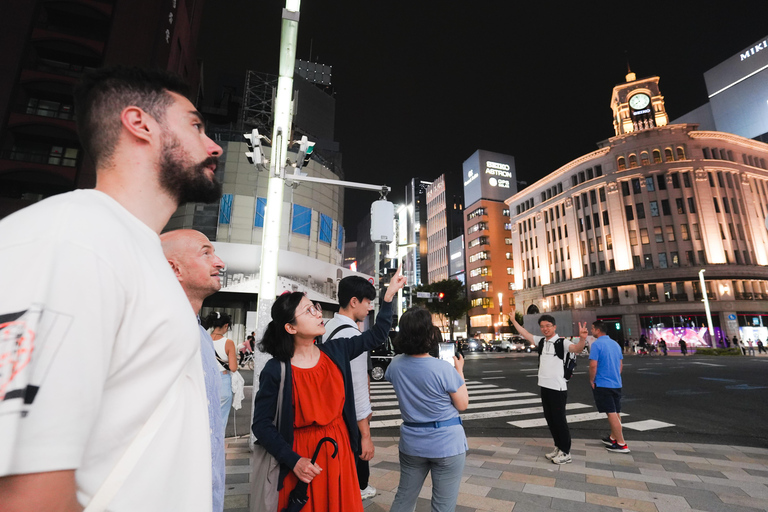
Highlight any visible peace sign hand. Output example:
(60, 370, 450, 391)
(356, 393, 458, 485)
(578, 322, 589, 340)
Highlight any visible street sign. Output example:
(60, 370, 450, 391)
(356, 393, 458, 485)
(416, 292, 431, 298)
(368, 277, 374, 284)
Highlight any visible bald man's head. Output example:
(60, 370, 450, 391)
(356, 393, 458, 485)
(161, 229, 224, 308)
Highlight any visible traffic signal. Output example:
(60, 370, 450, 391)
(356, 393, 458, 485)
(244, 129, 263, 166)
(296, 135, 316, 168)
(438, 292, 445, 301)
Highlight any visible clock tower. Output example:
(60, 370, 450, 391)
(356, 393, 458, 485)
(610, 71, 669, 136)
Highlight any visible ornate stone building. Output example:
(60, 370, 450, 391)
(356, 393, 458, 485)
(506, 72, 768, 348)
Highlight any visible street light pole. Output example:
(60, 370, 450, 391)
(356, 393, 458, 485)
(255, 1, 301, 342)
(699, 268, 716, 348)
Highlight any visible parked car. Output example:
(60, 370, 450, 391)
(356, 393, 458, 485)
(512, 336, 535, 352)
(465, 338, 485, 352)
(495, 338, 516, 352)
(370, 331, 397, 381)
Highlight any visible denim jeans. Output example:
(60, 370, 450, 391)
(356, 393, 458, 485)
(220, 372, 232, 428)
(390, 451, 465, 512)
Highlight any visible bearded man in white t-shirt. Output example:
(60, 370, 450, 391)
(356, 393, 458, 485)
(320, 276, 379, 500)
(510, 307, 587, 465)
(0, 67, 223, 511)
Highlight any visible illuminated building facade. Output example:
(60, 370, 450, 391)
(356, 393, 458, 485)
(506, 72, 768, 348)
(463, 150, 518, 340)
(673, 34, 768, 143)
(426, 174, 464, 284)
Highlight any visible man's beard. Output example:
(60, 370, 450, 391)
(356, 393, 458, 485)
(159, 133, 222, 205)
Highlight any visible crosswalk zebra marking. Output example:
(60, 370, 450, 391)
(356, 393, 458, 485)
(370, 379, 673, 432)
(508, 411, 628, 428)
(482, 376, 506, 380)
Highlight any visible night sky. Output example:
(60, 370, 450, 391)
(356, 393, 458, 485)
(198, 1, 768, 240)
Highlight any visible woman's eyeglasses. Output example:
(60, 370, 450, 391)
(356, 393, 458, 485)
(295, 302, 322, 319)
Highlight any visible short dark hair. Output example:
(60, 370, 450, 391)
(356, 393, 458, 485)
(592, 320, 608, 334)
(393, 307, 441, 355)
(337, 276, 376, 309)
(258, 292, 304, 362)
(73, 66, 191, 167)
(538, 315, 556, 326)
(204, 311, 231, 330)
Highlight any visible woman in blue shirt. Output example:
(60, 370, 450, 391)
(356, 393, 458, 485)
(385, 307, 468, 512)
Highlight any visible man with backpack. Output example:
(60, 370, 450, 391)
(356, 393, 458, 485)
(320, 276, 379, 500)
(589, 321, 630, 453)
(510, 307, 587, 465)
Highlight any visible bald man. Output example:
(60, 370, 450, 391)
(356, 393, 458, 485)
(161, 229, 226, 511)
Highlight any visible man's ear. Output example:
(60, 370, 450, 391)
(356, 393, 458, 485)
(120, 106, 155, 144)
(284, 323, 297, 335)
(349, 297, 359, 308)
(167, 258, 182, 278)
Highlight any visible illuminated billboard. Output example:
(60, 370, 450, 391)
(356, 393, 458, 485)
(463, 150, 518, 207)
(704, 34, 768, 140)
(448, 235, 465, 277)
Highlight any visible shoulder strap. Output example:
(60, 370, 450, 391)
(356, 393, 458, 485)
(275, 361, 285, 429)
(537, 339, 544, 355)
(327, 324, 358, 341)
(84, 372, 185, 511)
(554, 338, 565, 360)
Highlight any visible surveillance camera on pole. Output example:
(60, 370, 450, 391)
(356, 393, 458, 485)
(244, 129, 263, 166)
(296, 135, 316, 168)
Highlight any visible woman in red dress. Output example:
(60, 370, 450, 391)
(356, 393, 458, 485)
(253, 268, 406, 511)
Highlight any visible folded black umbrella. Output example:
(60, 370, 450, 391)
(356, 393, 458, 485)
(282, 436, 338, 512)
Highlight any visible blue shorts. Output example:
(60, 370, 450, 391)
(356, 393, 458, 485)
(592, 387, 622, 413)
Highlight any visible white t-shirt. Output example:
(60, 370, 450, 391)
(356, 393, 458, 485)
(0, 190, 212, 511)
(321, 313, 371, 420)
(537, 334, 574, 391)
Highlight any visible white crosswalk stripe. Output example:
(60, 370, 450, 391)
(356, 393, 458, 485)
(369, 380, 674, 431)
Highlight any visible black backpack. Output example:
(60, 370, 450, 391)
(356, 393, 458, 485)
(537, 337, 577, 381)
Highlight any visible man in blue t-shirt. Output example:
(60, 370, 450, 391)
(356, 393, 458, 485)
(588, 321, 630, 454)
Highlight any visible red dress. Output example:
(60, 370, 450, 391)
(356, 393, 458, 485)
(278, 352, 363, 512)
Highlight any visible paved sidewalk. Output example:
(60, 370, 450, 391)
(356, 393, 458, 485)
(224, 436, 768, 511)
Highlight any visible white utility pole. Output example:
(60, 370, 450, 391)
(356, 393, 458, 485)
(255, 1, 301, 340)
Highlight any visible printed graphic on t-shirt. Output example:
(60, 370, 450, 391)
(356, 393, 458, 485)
(0, 305, 71, 412)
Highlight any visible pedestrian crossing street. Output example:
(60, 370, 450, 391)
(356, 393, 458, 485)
(370, 372, 675, 432)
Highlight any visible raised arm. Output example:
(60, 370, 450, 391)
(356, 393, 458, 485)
(336, 266, 407, 359)
(509, 304, 535, 343)
(568, 322, 588, 353)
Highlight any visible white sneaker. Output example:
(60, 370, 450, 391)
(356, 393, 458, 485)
(544, 447, 560, 460)
(361, 485, 377, 499)
(551, 451, 572, 465)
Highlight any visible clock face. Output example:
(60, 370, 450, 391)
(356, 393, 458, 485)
(629, 93, 650, 110)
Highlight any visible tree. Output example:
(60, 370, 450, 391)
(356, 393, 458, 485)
(507, 310, 524, 335)
(413, 279, 471, 341)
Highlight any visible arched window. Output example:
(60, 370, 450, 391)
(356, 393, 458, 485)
(676, 146, 686, 160)
(653, 149, 661, 163)
(629, 154, 638, 168)
(641, 151, 649, 165)
(617, 156, 626, 171)
(664, 148, 674, 162)
(527, 304, 540, 315)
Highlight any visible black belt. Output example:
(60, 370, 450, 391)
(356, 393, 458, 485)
(402, 417, 463, 428)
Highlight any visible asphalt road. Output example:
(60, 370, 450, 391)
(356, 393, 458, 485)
(230, 352, 768, 448)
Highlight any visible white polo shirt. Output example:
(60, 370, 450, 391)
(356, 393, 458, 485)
(537, 334, 574, 392)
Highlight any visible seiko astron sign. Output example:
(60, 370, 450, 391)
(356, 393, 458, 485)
(463, 149, 518, 206)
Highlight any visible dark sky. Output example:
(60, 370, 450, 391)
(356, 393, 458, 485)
(198, 1, 768, 240)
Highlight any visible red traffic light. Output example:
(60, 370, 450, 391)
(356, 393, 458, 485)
(438, 292, 445, 300)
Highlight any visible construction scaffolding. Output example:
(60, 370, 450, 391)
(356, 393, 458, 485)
(241, 71, 278, 136)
